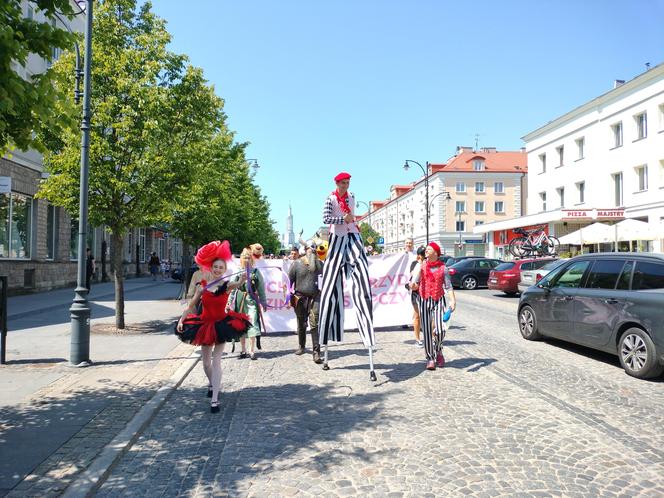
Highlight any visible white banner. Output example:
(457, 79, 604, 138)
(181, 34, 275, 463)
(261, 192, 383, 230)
(230, 253, 415, 333)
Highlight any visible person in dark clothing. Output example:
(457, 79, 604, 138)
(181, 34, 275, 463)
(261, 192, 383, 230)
(85, 248, 95, 290)
(148, 252, 160, 280)
(288, 244, 324, 363)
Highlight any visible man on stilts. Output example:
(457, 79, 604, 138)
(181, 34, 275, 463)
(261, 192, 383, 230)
(318, 172, 377, 381)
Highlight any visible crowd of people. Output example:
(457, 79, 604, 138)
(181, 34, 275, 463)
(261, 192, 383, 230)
(174, 172, 456, 412)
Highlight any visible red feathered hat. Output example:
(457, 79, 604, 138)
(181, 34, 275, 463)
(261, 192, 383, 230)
(427, 242, 441, 256)
(195, 240, 232, 271)
(334, 172, 351, 182)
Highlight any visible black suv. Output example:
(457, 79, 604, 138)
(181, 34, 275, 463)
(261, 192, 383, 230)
(448, 257, 503, 290)
(518, 252, 664, 379)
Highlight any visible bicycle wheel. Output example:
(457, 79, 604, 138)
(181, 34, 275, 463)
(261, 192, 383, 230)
(546, 236, 560, 255)
(509, 237, 528, 257)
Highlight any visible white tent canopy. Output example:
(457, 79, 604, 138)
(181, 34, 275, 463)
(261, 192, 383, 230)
(612, 219, 657, 242)
(559, 222, 613, 245)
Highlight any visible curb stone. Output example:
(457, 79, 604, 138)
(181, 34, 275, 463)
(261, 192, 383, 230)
(60, 350, 200, 498)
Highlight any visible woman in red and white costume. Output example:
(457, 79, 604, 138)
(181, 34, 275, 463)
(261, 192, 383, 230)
(417, 242, 456, 371)
(176, 241, 251, 413)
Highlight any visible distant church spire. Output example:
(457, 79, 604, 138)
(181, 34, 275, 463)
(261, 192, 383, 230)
(285, 203, 295, 247)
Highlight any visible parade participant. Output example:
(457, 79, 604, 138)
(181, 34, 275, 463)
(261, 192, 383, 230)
(175, 241, 251, 413)
(230, 247, 267, 360)
(319, 171, 377, 381)
(288, 243, 324, 363)
(418, 242, 456, 371)
(407, 246, 426, 347)
(404, 238, 415, 256)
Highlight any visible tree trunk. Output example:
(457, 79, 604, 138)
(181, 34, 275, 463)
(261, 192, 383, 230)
(111, 231, 126, 329)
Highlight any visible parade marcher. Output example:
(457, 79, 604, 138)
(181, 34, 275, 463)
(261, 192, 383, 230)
(319, 171, 377, 381)
(418, 242, 456, 371)
(288, 243, 324, 363)
(230, 247, 267, 360)
(175, 241, 251, 413)
(407, 246, 426, 347)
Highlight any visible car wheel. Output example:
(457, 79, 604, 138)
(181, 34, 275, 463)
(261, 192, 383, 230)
(618, 328, 664, 379)
(461, 275, 477, 290)
(519, 305, 542, 340)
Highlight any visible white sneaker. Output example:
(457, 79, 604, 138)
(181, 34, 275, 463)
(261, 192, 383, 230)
(416, 340, 423, 347)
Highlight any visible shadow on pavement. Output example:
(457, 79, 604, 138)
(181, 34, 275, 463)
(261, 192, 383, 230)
(444, 357, 497, 372)
(0, 377, 165, 495)
(4, 357, 67, 366)
(99, 382, 396, 496)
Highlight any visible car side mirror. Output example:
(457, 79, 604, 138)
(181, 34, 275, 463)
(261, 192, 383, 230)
(538, 280, 551, 291)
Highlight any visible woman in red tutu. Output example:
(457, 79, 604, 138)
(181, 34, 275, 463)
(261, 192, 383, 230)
(176, 240, 251, 413)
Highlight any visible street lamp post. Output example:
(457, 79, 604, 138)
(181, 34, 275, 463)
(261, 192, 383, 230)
(70, 0, 94, 367)
(356, 200, 371, 227)
(404, 160, 430, 244)
(428, 191, 451, 251)
(457, 211, 463, 255)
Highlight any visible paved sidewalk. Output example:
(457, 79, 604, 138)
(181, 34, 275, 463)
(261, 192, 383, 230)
(0, 279, 191, 497)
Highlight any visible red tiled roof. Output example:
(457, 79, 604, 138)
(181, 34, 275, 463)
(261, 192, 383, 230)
(430, 150, 527, 173)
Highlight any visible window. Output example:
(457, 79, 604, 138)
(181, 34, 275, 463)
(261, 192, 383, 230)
(455, 182, 466, 193)
(473, 159, 485, 171)
(635, 165, 648, 191)
(612, 173, 623, 206)
(138, 228, 146, 262)
(584, 260, 625, 289)
(475, 220, 484, 226)
(494, 182, 504, 193)
(556, 145, 564, 167)
(576, 181, 585, 204)
(616, 261, 634, 290)
(46, 205, 58, 260)
(475, 201, 485, 213)
(557, 187, 565, 207)
(540, 192, 547, 211)
(49, 19, 62, 63)
(635, 112, 647, 140)
(632, 261, 664, 290)
(456, 220, 465, 232)
(0, 193, 33, 259)
(475, 182, 485, 193)
(494, 201, 504, 213)
(455, 201, 465, 213)
(539, 153, 547, 173)
(611, 122, 623, 148)
(70, 217, 78, 260)
(575, 137, 585, 159)
(552, 261, 590, 288)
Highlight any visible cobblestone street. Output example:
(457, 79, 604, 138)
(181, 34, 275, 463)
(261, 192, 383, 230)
(96, 292, 664, 497)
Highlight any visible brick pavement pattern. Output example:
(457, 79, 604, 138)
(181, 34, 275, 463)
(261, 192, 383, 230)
(96, 300, 664, 498)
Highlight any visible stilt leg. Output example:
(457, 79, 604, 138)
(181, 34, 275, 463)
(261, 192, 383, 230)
(368, 347, 376, 381)
(322, 344, 329, 370)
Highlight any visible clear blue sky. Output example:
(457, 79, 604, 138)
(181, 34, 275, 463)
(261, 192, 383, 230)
(150, 0, 664, 242)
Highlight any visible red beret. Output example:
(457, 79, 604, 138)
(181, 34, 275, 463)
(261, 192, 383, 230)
(334, 172, 351, 182)
(427, 242, 441, 256)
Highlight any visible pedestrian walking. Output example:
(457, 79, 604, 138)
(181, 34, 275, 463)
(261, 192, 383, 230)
(175, 241, 251, 413)
(407, 246, 426, 347)
(148, 252, 160, 281)
(288, 243, 324, 363)
(318, 171, 377, 380)
(85, 247, 96, 290)
(230, 247, 267, 360)
(417, 242, 456, 371)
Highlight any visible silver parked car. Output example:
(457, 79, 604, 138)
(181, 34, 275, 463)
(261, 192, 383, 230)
(518, 253, 664, 379)
(517, 258, 568, 293)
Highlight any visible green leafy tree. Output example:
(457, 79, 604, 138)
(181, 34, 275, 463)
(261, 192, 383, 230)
(359, 222, 383, 254)
(0, 0, 76, 154)
(38, 0, 224, 328)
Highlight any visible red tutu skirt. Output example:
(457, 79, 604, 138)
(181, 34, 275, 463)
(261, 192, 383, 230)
(176, 310, 251, 345)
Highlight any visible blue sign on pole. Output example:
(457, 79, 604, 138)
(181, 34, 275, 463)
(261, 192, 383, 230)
(377, 237, 385, 245)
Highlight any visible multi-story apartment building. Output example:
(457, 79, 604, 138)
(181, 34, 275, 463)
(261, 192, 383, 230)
(0, 1, 182, 293)
(364, 147, 527, 255)
(475, 62, 664, 256)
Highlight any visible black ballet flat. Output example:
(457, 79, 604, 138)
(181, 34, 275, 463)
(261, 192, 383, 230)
(370, 371, 377, 381)
(239, 351, 248, 359)
(210, 401, 220, 413)
(206, 385, 213, 398)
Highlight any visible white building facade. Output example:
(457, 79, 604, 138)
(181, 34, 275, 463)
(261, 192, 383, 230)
(475, 62, 664, 256)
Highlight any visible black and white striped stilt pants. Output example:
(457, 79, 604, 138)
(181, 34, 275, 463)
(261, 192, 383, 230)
(418, 296, 447, 360)
(318, 232, 375, 348)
